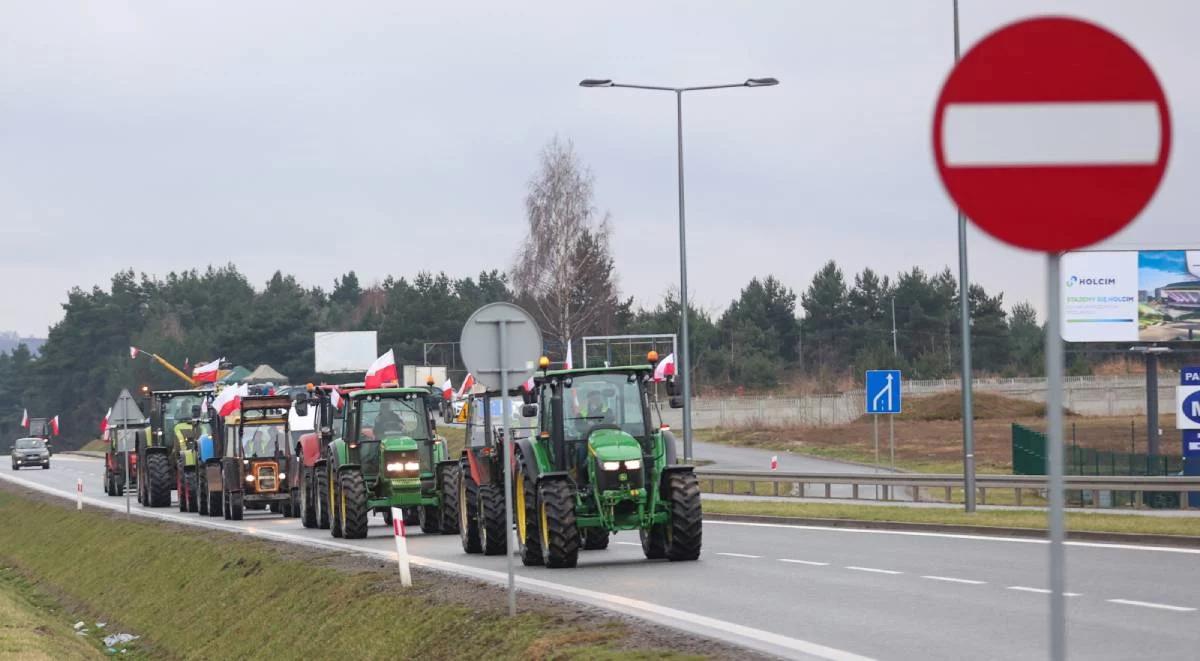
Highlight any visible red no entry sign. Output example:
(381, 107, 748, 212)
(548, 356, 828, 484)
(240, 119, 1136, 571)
(933, 17, 1171, 252)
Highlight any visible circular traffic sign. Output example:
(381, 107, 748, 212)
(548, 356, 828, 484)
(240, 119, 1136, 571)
(933, 17, 1171, 252)
(459, 302, 543, 392)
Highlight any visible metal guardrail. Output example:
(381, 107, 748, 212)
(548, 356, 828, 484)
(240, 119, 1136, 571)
(695, 468, 1200, 509)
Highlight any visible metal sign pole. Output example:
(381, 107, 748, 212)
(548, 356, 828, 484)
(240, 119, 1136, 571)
(889, 415, 895, 470)
(1046, 253, 1067, 661)
(498, 319, 516, 618)
(873, 414, 880, 500)
(124, 422, 131, 516)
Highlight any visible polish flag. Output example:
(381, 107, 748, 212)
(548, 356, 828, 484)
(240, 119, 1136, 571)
(192, 358, 221, 383)
(653, 353, 677, 382)
(50, 415, 60, 436)
(456, 373, 475, 399)
(565, 340, 573, 370)
(330, 388, 344, 410)
(214, 384, 245, 417)
(522, 376, 535, 393)
(441, 379, 454, 401)
(100, 407, 112, 434)
(21, 409, 29, 428)
(130, 346, 139, 360)
(365, 350, 398, 389)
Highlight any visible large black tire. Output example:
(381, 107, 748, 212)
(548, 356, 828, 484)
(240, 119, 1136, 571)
(382, 508, 394, 527)
(340, 470, 370, 540)
(459, 470, 481, 553)
(516, 467, 542, 566)
(198, 476, 209, 515)
(328, 469, 343, 538)
(42, 463, 49, 470)
(289, 488, 301, 518)
(538, 480, 579, 569)
(222, 480, 231, 519)
(300, 468, 317, 528)
(419, 504, 442, 534)
(438, 464, 460, 534)
(103, 471, 111, 495)
(403, 507, 420, 525)
(229, 491, 244, 521)
(316, 467, 331, 530)
(664, 471, 702, 561)
(147, 453, 172, 508)
(640, 524, 667, 559)
(478, 484, 506, 555)
(177, 469, 188, 512)
(582, 528, 610, 550)
(207, 478, 222, 518)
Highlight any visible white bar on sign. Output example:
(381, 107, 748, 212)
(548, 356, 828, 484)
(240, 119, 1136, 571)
(942, 101, 1160, 166)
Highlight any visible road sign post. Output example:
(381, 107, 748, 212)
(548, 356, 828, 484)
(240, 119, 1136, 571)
(460, 303, 542, 617)
(933, 17, 1171, 660)
(866, 370, 902, 499)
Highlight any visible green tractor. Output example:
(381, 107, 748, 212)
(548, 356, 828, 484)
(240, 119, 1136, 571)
(324, 387, 460, 539)
(510, 356, 701, 568)
(137, 388, 212, 509)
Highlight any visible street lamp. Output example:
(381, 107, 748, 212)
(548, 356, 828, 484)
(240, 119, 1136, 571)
(580, 76, 779, 462)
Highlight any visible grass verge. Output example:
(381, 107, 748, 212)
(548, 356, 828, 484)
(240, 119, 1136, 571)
(703, 499, 1200, 537)
(0, 567, 112, 660)
(0, 487, 710, 660)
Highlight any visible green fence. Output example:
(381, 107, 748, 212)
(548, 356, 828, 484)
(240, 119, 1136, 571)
(1011, 423, 1183, 507)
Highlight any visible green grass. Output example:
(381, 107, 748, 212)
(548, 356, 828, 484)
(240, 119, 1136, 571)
(704, 499, 1200, 537)
(0, 489, 700, 660)
(0, 568, 110, 660)
(78, 440, 106, 453)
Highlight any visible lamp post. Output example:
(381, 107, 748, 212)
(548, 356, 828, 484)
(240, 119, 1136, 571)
(580, 76, 779, 462)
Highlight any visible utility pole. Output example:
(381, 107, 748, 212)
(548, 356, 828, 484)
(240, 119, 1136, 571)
(891, 297, 898, 357)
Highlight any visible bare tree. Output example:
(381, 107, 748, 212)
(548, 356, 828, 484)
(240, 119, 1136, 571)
(513, 137, 619, 350)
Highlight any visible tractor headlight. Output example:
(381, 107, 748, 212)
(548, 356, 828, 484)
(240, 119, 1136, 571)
(623, 459, 641, 470)
(243, 459, 250, 465)
(404, 461, 420, 472)
(602, 461, 621, 471)
(386, 462, 404, 473)
(278, 472, 286, 480)
(245, 474, 255, 483)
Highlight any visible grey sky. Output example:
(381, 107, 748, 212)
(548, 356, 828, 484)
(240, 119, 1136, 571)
(2, 1, 1197, 337)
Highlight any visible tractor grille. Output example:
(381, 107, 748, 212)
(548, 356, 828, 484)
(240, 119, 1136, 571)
(384, 450, 420, 478)
(594, 461, 644, 492)
(253, 462, 279, 492)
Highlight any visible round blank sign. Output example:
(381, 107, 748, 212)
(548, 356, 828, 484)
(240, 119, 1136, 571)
(459, 302, 543, 392)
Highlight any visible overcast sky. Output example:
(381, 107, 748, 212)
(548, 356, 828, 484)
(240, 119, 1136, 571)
(2, 1, 1197, 337)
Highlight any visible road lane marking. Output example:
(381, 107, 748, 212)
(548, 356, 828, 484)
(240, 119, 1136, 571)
(922, 575, 985, 585)
(706, 520, 1200, 555)
(845, 566, 902, 575)
(717, 552, 761, 559)
(616, 542, 641, 546)
(0, 470, 875, 661)
(1107, 599, 1195, 612)
(1007, 586, 1081, 596)
(779, 559, 829, 566)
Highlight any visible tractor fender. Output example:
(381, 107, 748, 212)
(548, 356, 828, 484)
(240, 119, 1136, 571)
(659, 465, 695, 481)
(535, 471, 573, 488)
(660, 430, 679, 466)
(513, 438, 541, 481)
(297, 431, 322, 469)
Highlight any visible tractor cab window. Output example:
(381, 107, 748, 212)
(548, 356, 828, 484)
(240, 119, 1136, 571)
(239, 424, 287, 458)
(466, 397, 486, 448)
(164, 394, 206, 437)
(357, 397, 429, 441)
(562, 374, 647, 441)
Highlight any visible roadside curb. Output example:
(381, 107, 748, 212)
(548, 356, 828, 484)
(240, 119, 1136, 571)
(702, 512, 1200, 549)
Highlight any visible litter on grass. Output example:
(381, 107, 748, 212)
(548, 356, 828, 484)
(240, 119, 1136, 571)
(102, 633, 139, 647)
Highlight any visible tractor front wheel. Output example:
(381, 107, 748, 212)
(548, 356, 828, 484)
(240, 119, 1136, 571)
(198, 475, 209, 515)
(300, 468, 317, 528)
(664, 471, 702, 561)
(438, 464, 460, 534)
(146, 453, 172, 508)
(582, 528, 610, 550)
(339, 470, 369, 539)
(185, 469, 199, 513)
(459, 469, 481, 554)
(516, 466, 542, 566)
(478, 484, 506, 555)
(420, 504, 442, 534)
(228, 490, 244, 521)
(538, 480, 579, 569)
(316, 468, 331, 530)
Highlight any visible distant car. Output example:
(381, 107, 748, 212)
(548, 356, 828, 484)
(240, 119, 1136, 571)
(10, 437, 50, 470)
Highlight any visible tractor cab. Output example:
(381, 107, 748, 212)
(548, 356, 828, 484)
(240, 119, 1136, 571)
(217, 395, 298, 519)
(342, 389, 436, 487)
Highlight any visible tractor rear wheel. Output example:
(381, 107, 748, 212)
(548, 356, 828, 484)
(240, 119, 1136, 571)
(403, 507, 420, 525)
(538, 480, 579, 569)
(664, 471, 702, 561)
(582, 528, 610, 550)
(328, 470, 343, 538)
(640, 525, 667, 560)
(229, 491, 244, 521)
(316, 468, 331, 530)
(420, 504, 442, 534)
(478, 484, 506, 555)
(438, 464, 460, 534)
(207, 479, 222, 518)
(300, 468, 317, 528)
(198, 476, 208, 515)
(186, 469, 199, 513)
(340, 470, 370, 539)
(459, 470, 481, 553)
(146, 453, 172, 508)
(516, 466, 542, 566)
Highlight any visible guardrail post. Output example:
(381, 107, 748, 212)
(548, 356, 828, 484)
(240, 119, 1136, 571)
(825, 483, 831, 499)
(1091, 490, 1100, 508)
(945, 486, 952, 502)
(979, 487, 986, 506)
(1182, 492, 1190, 511)
(1134, 491, 1143, 509)
(1015, 488, 1022, 506)
(913, 487, 921, 503)
(852, 484, 859, 500)
(773, 481, 779, 497)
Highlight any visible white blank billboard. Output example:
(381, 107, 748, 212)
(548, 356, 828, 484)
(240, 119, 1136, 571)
(314, 331, 378, 373)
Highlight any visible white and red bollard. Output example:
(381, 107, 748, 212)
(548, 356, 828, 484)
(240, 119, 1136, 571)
(76, 479, 83, 510)
(770, 456, 779, 471)
(390, 507, 412, 587)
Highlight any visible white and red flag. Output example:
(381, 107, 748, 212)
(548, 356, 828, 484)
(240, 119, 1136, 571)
(21, 408, 29, 428)
(441, 379, 454, 401)
(564, 340, 573, 370)
(100, 407, 112, 434)
(364, 349, 398, 389)
(330, 387, 344, 410)
(192, 358, 221, 383)
(522, 376, 535, 393)
(214, 384, 246, 417)
(653, 353, 677, 382)
(50, 415, 60, 436)
(130, 346, 139, 360)
(456, 373, 475, 399)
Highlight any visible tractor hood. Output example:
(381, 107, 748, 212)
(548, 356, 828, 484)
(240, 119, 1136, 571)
(587, 428, 642, 462)
(378, 435, 418, 452)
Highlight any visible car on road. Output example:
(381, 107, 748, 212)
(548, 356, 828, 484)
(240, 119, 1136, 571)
(10, 437, 51, 470)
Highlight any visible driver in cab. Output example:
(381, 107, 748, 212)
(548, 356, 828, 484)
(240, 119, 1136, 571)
(373, 401, 406, 438)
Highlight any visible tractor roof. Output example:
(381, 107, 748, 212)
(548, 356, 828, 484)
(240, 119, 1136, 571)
(349, 387, 431, 398)
(541, 365, 652, 378)
(153, 389, 214, 398)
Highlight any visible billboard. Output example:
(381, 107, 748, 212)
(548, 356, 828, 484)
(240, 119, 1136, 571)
(314, 331, 378, 373)
(1062, 250, 1200, 342)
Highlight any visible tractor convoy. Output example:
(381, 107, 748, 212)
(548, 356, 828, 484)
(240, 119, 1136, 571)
(100, 350, 702, 568)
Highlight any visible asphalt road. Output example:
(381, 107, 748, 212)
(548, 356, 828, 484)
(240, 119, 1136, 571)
(6, 455, 1199, 660)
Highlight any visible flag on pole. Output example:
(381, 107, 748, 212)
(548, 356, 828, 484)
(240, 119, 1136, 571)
(365, 349, 398, 389)
(565, 340, 573, 370)
(100, 407, 112, 434)
(522, 376, 535, 392)
(441, 379, 454, 401)
(130, 346, 139, 359)
(21, 408, 29, 428)
(214, 384, 246, 417)
(50, 415, 60, 436)
(456, 373, 475, 399)
(192, 358, 221, 383)
(330, 387, 344, 410)
(653, 353, 677, 382)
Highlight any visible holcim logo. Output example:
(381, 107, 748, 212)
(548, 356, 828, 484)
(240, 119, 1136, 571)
(1067, 275, 1116, 287)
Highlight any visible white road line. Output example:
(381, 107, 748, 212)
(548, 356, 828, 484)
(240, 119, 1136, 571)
(616, 541, 641, 546)
(706, 520, 1200, 555)
(779, 559, 829, 566)
(1107, 599, 1196, 613)
(717, 552, 762, 559)
(1007, 586, 1081, 597)
(845, 566, 902, 575)
(0, 470, 874, 661)
(922, 575, 985, 585)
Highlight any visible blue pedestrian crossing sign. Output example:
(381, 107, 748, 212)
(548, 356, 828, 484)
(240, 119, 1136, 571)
(865, 370, 902, 414)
